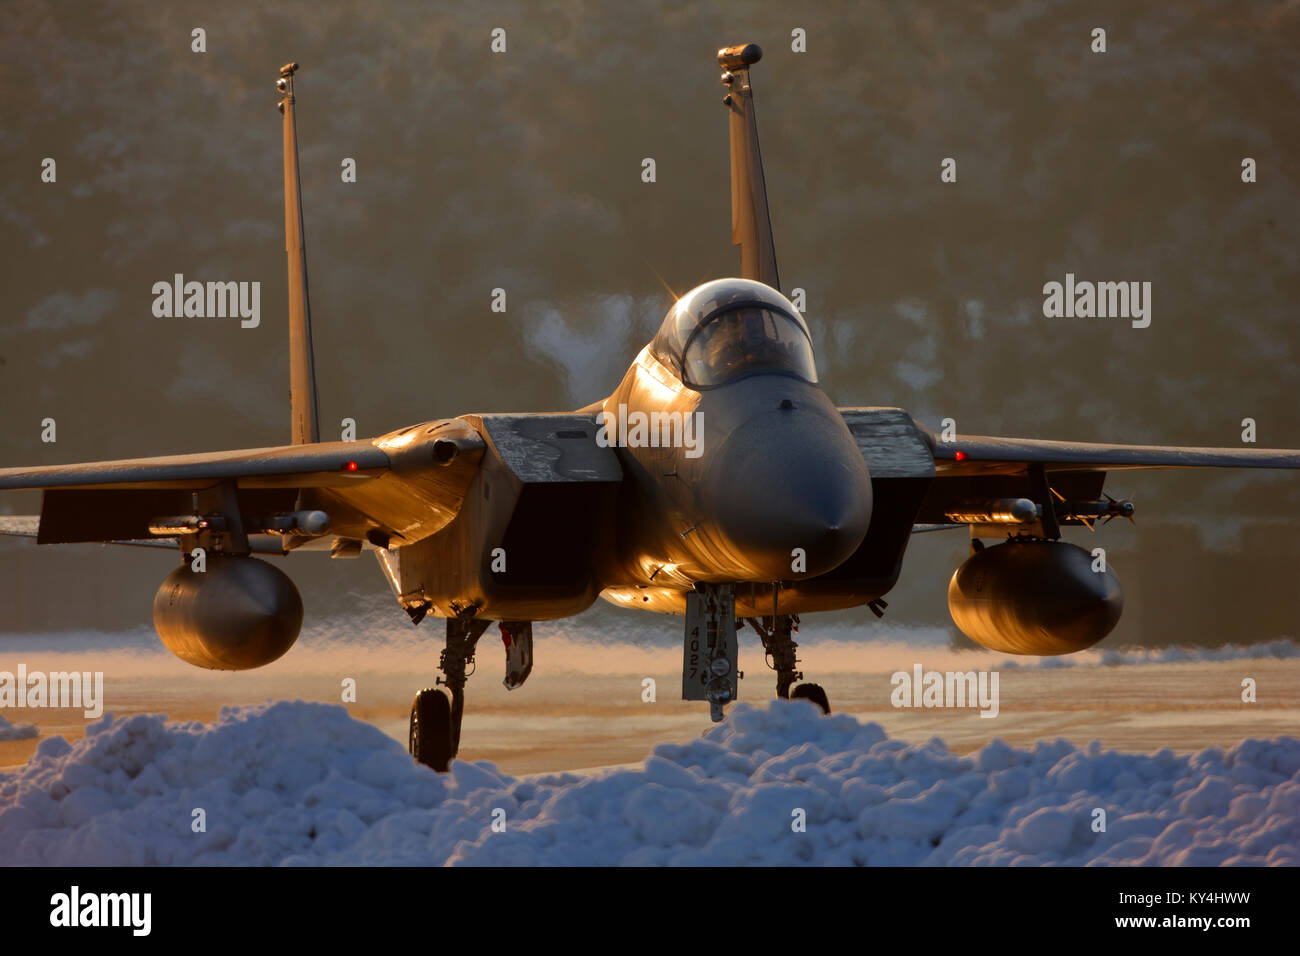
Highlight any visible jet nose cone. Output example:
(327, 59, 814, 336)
(709, 411, 872, 579)
(719, 491, 864, 578)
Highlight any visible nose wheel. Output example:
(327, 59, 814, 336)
(790, 681, 830, 714)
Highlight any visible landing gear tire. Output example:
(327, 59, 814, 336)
(410, 687, 454, 772)
(791, 682, 830, 715)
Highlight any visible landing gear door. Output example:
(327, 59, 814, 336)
(682, 585, 738, 720)
(500, 621, 533, 691)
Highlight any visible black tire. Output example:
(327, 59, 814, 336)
(410, 687, 454, 772)
(790, 682, 831, 715)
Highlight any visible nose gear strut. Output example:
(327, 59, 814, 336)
(679, 583, 833, 722)
(742, 582, 830, 714)
(744, 613, 802, 698)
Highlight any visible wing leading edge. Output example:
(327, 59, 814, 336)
(0, 440, 390, 491)
(0, 419, 488, 547)
(835, 409, 1300, 537)
(932, 434, 1300, 476)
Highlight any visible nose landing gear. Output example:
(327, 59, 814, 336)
(744, 613, 830, 714)
(681, 585, 832, 719)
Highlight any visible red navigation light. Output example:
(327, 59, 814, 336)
(344, 460, 359, 472)
(955, 450, 966, 461)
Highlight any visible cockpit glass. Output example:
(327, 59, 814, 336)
(682, 307, 817, 387)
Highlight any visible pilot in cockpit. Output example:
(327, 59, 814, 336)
(687, 306, 811, 387)
(651, 279, 819, 389)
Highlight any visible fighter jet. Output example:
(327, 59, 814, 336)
(3, 48, 1298, 771)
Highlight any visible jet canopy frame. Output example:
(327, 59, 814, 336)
(650, 277, 816, 389)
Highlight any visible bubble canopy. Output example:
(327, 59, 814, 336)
(650, 279, 817, 388)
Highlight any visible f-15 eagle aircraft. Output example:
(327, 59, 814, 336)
(3, 47, 1298, 771)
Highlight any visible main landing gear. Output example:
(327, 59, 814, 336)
(409, 617, 534, 772)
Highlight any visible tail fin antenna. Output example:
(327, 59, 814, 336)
(718, 43, 780, 290)
(277, 62, 320, 445)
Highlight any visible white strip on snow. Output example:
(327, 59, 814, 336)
(1, 699, 1296, 866)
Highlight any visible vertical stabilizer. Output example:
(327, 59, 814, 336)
(718, 43, 779, 290)
(277, 62, 320, 445)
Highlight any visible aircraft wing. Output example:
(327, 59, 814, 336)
(919, 435, 1300, 534)
(0, 413, 621, 549)
(838, 407, 1300, 477)
(838, 408, 1300, 536)
(931, 435, 1300, 476)
(0, 418, 489, 547)
(0, 440, 393, 491)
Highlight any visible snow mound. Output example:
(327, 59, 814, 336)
(1098, 638, 1300, 665)
(1001, 638, 1300, 669)
(0, 714, 38, 741)
(2, 701, 1297, 866)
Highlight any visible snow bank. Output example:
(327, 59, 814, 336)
(1, 700, 1297, 866)
(1003, 638, 1300, 669)
(0, 714, 38, 742)
(1096, 638, 1300, 665)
